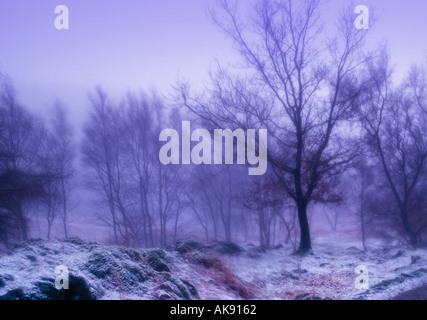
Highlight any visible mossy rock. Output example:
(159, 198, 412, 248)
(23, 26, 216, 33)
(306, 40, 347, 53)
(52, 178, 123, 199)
(209, 241, 242, 255)
(147, 250, 170, 272)
(85, 251, 119, 279)
(175, 240, 205, 254)
(160, 273, 198, 300)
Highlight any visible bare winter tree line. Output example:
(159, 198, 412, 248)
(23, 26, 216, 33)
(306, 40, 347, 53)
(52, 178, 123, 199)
(1, 0, 427, 253)
(0, 74, 75, 245)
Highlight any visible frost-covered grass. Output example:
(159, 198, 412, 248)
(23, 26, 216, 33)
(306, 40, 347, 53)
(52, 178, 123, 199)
(222, 233, 427, 300)
(0, 234, 426, 300)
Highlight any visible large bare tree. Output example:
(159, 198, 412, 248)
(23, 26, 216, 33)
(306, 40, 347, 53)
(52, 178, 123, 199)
(178, 0, 373, 253)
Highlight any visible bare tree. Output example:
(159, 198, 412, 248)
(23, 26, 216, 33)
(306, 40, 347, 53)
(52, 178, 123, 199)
(358, 59, 427, 248)
(82, 88, 123, 245)
(347, 161, 375, 251)
(39, 134, 61, 240)
(0, 76, 52, 242)
(155, 162, 187, 246)
(279, 206, 298, 250)
(49, 103, 76, 239)
(122, 93, 157, 247)
(177, 0, 372, 253)
(151, 106, 191, 247)
(180, 167, 211, 242)
(83, 89, 191, 247)
(320, 204, 340, 232)
(244, 173, 285, 249)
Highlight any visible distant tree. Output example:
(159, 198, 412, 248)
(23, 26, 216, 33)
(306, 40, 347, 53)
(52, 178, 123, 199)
(279, 206, 298, 250)
(0, 76, 52, 242)
(82, 88, 189, 247)
(358, 58, 427, 248)
(244, 173, 285, 249)
(192, 166, 221, 241)
(320, 204, 340, 232)
(348, 161, 375, 251)
(39, 133, 61, 240)
(122, 93, 157, 247)
(48, 103, 76, 239)
(180, 166, 211, 242)
(152, 107, 190, 247)
(81, 88, 124, 245)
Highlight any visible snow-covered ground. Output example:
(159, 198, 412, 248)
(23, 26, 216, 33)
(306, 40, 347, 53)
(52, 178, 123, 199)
(0, 234, 426, 300)
(221, 234, 427, 300)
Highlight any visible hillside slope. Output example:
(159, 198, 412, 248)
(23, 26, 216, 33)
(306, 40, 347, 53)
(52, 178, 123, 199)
(0, 237, 426, 300)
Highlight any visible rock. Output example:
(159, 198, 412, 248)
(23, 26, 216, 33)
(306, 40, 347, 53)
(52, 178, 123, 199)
(372, 269, 427, 292)
(0, 239, 199, 300)
(158, 292, 172, 300)
(391, 250, 404, 259)
(294, 293, 332, 300)
(281, 271, 300, 280)
(0, 274, 13, 289)
(0, 274, 93, 300)
(411, 255, 421, 264)
(292, 269, 308, 274)
(392, 284, 427, 300)
(175, 240, 205, 254)
(246, 246, 265, 259)
(184, 251, 214, 268)
(63, 237, 87, 246)
(65, 275, 93, 300)
(147, 250, 170, 272)
(181, 280, 198, 298)
(160, 273, 199, 300)
(0, 288, 26, 300)
(346, 246, 363, 253)
(411, 268, 427, 277)
(26, 255, 37, 263)
(208, 241, 243, 255)
(85, 250, 118, 279)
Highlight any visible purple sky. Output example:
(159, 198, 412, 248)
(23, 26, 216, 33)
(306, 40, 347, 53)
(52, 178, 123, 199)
(0, 0, 426, 126)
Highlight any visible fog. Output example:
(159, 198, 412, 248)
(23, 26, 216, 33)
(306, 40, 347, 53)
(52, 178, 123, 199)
(0, 0, 426, 282)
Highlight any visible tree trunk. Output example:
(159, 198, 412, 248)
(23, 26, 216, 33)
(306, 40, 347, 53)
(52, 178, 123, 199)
(61, 179, 68, 239)
(361, 207, 366, 251)
(16, 204, 28, 241)
(140, 185, 148, 247)
(258, 208, 265, 248)
(173, 214, 179, 244)
(296, 200, 311, 253)
(360, 188, 367, 251)
(142, 191, 154, 247)
(401, 207, 418, 248)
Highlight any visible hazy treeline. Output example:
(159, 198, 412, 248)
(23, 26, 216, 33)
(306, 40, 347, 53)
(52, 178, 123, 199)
(1, 0, 427, 252)
(0, 74, 75, 245)
(79, 88, 293, 248)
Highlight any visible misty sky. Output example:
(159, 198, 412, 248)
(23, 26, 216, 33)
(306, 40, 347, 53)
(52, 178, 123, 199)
(0, 0, 426, 126)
